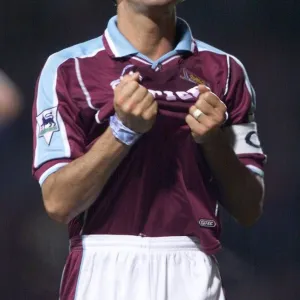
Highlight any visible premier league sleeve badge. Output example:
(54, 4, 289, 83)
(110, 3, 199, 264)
(36, 106, 60, 145)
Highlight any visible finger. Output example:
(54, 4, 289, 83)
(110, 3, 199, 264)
(121, 72, 140, 83)
(189, 102, 213, 121)
(201, 92, 222, 109)
(189, 105, 202, 120)
(194, 99, 215, 116)
(115, 72, 140, 92)
(198, 84, 211, 94)
(200, 91, 227, 111)
(189, 105, 218, 129)
(115, 81, 140, 107)
(196, 95, 227, 123)
(123, 86, 149, 112)
(185, 114, 207, 136)
(216, 99, 227, 114)
(131, 92, 154, 116)
(142, 101, 158, 121)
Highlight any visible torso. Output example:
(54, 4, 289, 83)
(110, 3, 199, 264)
(63, 38, 229, 254)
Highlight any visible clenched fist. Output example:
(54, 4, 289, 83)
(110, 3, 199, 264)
(114, 72, 158, 133)
(186, 85, 227, 143)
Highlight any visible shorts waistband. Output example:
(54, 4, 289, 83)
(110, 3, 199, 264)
(70, 235, 202, 251)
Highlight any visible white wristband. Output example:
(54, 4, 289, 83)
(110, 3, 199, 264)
(109, 114, 142, 146)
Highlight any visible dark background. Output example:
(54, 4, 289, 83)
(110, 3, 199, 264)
(1, 0, 299, 299)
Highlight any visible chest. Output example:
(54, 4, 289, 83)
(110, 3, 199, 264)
(68, 55, 225, 145)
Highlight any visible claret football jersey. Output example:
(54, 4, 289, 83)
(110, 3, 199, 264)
(32, 16, 266, 254)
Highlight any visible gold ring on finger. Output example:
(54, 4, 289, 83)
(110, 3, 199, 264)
(192, 108, 203, 120)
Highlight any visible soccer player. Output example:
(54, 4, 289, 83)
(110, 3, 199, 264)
(32, 0, 266, 299)
(0, 70, 21, 128)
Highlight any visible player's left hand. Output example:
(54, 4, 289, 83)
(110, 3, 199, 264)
(185, 85, 227, 144)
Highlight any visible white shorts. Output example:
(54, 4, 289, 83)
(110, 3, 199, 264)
(61, 235, 225, 300)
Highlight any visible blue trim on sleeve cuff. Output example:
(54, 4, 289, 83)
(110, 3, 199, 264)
(246, 165, 264, 177)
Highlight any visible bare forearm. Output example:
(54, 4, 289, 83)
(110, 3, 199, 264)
(201, 130, 264, 226)
(43, 127, 130, 223)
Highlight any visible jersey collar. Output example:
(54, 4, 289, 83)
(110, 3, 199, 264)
(103, 16, 195, 58)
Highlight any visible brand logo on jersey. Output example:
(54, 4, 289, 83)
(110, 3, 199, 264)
(110, 65, 202, 102)
(36, 106, 59, 145)
(148, 86, 200, 101)
(199, 219, 217, 228)
(245, 131, 261, 148)
(180, 68, 206, 86)
(111, 79, 200, 102)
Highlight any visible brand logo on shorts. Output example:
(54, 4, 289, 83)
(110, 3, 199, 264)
(199, 219, 217, 228)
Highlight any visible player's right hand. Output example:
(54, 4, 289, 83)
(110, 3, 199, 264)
(113, 72, 158, 134)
